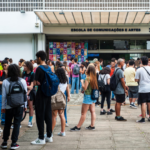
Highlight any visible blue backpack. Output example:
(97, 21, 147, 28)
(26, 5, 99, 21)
(39, 66, 59, 97)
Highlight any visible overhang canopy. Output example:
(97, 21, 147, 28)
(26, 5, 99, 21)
(34, 10, 150, 26)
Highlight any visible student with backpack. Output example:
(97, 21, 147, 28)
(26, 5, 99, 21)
(31, 51, 59, 145)
(71, 58, 80, 94)
(99, 67, 113, 115)
(1, 64, 27, 149)
(22, 61, 36, 128)
(51, 68, 70, 136)
(70, 65, 98, 131)
(110, 59, 128, 121)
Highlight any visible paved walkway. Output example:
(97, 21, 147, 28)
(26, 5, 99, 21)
(1, 94, 150, 150)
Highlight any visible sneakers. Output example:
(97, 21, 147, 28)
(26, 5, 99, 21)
(100, 110, 106, 115)
(58, 132, 66, 136)
(136, 118, 145, 123)
(44, 134, 53, 142)
(44, 133, 53, 138)
(111, 98, 116, 101)
(11, 125, 22, 129)
(116, 116, 127, 121)
(70, 126, 81, 132)
(148, 118, 150, 122)
(95, 104, 99, 108)
(107, 111, 113, 115)
(1, 142, 7, 149)
(11, 143, 19, 149)
(110, 109, 115, 112)
(66, 123, 69, 127)
(130, 103, 137, 109)
(28, 122, 33, 128)
(31, 138, 46, 145)
(85, 126, 95, 130)
(45, 137, 53, 143)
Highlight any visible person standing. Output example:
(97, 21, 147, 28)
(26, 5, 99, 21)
(23, 61, 36, 127)
(124, 60, 138, 108)
(135, 56, 150, 123)
(110, 60, 116, 101)
(70, 65, 98, 131)
(70, 58, 80, 94)
(0, 60, 9, 125)
(69, 58, 74, 85)
(114, 59, 128, 121)
(99, 67, 112, 115)
(31, 51, 53, 144)
(52, 68, 70, 136)
(1, 64, 27, 149)
(47, 60, 55, 73)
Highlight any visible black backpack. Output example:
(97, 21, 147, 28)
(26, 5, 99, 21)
(6, 78, 27, 108)
(110, 68, 120, 91)
(98, 75, 106, 92)
(73, 64, 80, 75)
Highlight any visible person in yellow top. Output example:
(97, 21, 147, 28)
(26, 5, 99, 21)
(124, 60, 138, 109)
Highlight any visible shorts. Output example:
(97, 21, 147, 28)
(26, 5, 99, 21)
(138, 93, 150, 105)
(83, 94, 96, 104)
(128, 86, 138, 98)
(28, 90, 36, 101)
(116, 94, 125, 103)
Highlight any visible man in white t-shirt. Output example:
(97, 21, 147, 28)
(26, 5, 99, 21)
(135, 56, 150, 123)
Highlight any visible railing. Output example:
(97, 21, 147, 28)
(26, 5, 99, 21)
(0, 0, 150, 12)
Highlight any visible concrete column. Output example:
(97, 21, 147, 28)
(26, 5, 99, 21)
(37, 34, 46, 52)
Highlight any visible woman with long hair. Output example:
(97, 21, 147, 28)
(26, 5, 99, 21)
(95, 61, 100, 73)
(99, 67, 113, 115)
(1, 64, 27, 149)
(70, 65, 98, 131)
(47, 60, 54, 73)
(22, 61, 35, 127)
(52, 68, 70, 136)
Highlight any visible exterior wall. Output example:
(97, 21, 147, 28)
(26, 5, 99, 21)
(0, 34, 34, 64)
(0, 12, 42, 34)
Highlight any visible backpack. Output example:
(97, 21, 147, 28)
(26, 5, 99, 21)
(73, 64, 80, 75)
(6, 78, 27, 108)
(39, 66, 59, 97)
(110, 68, 120, 91)
(51, 87, 66, 111)
(98, 75, 106, 92)
(91, 89, 99, 100)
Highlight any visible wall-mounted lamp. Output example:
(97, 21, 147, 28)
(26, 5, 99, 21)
(145, 11, 150, 15)
(59, 11, 64, 15)
(20, 10, 25, 13)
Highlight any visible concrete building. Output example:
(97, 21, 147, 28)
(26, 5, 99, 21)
(0, 0, 150, 63)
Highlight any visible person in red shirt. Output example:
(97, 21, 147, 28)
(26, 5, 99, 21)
(110, 61, 116, 101)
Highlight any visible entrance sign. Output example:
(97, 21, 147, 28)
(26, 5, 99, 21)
(71, 28, 141, 32)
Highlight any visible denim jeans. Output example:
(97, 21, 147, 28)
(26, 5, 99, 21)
(71, 77, 79, 94)
(0, 95, 5, 124)
(64, 91, 67, 123)
(112, 91, 115, 99)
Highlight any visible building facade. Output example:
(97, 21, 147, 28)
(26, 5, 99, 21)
(0, 0, 150, 63)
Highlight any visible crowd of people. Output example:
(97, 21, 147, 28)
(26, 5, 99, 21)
(0, 51, 150, 149)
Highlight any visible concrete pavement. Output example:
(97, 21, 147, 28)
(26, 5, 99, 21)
(1, 93, 150, 150)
